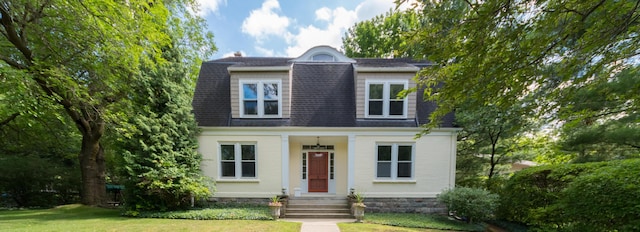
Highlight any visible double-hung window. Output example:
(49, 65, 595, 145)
(220, 143, 256, 179)
(376, 143, 414, 179)
(240, 80, 281, 117)
(365, 80, 408, 118)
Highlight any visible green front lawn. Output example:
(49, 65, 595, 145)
(0, 204, 300, 232)
(338, 213, 485, 232)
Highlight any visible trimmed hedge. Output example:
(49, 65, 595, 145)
(498, 159, 640, 231)
(561, 161, 640, 231)
(438, 187, 499, 224)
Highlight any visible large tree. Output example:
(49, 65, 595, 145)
(402, 0, 639, 130)
(0, 0, 214, 205)
(342, 10, 420, 58)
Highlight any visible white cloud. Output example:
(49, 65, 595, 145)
(240, 0, 414, 57)
(315, 7, 332, 21)
(241, 0, 291, 43)
(284, 0, 399, 57)
(354, 0, 396, 21)
(194, 0, 225, 16)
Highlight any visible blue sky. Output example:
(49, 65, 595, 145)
(195, 0, 413, 59)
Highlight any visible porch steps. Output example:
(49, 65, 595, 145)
(284, 197, 353, 219)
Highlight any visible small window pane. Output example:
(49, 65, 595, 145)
(389, 101, 404, 115)
(369, 101, 383, 115)
(377, 162, 391, 177)
(244, 101, 257, 115)
(369, 84, 383, 99)
(264, 83, 278, 100)
(264, 101, 279, 115)
(398, 146, 412, 161)
(398, 162, 412, 177)
(312, 54, 335, 61)
(241, 145, 255, 160)
(243, 84, 257, 99)
(378, 146, 392, 161)
(241, 162, 256, 177)
(389, 84, 404, 99)
(221, 162, 235, 177)
(221, 145, 235, 160)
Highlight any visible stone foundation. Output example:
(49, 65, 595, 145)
(349, 197, 447, 214)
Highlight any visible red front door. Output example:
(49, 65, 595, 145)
(308, 152, 328, 192)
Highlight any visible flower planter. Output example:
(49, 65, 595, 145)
(353, 203, 366, 223)
(269, 204, 281, 219)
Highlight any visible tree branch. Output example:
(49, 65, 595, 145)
(0, 112, 19, 127)
(0, 4, 33, 65)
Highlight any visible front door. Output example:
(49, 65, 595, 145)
(308, 152, 328, 192)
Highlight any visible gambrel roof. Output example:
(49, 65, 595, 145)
(192, 47, 454, 128)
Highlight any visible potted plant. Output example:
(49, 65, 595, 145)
(268, 195, 282, 219)
(352, 192, 366, 222)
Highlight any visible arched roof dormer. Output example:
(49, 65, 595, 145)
(290, 45, 356, 63)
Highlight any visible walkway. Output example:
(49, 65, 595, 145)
(282, 218, 355, 232)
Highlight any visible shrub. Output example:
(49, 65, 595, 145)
(560, 160, 640, 231)
(498, 159, 640, 231)
(438, 187, 499, 223)
(0, 155, 80, 208)
(497, 161, 605, 225)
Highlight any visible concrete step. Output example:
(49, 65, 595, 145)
(283, 197, 353, 219)
(286, 208, 350, 214)
(287, 203, 347, 209)
(284, 212, 354, 219)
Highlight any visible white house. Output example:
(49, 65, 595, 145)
(192, 46, 458, 214)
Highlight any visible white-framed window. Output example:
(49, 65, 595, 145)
(365, 80, 408, 118)
(219, 143, 257, 179)
(240, 80, 282, 117)
(376, 143, 414, 179)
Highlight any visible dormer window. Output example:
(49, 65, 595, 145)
(240, 80, 282, 118)
(312, 53, 335, 61)
(365, 80, 408, 118)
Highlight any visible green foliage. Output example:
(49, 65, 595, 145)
(342, 10, 420, 58)
(498, 159, 640, 231)
(122, 206, 272, 220)
(0, 155, 80, 207)
(365, 213, 485, 231)
(498, 162, 604, 225)
(560, 160, 640, 231)
(116, 47, 212, 211)
(1, 0, 215, 205)
(437, 187, 499, 224)
(405, 0, 640, 131)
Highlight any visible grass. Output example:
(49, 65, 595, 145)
(341, 213, 485, 232)
(0, 204, 300, 232)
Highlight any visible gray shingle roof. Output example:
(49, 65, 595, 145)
(290, 63, 355, 127)
(192, 57, 454, 128)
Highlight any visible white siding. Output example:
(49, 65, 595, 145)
(199, 135, 283, 197)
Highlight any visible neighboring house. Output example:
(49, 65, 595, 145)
(192, 45, 458, 213)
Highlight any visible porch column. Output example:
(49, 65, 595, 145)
(347, 134, 355, 195)
(281, 134, 290, 195)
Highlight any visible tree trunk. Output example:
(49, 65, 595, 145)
(76, 115, 107, 206)
(79, 134, 106, 205)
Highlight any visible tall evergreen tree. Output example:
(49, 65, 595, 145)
(117, 47, 211, 211)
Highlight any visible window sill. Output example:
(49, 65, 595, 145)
(373, 179, 416, 184)
(216, 179, 260, 183)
